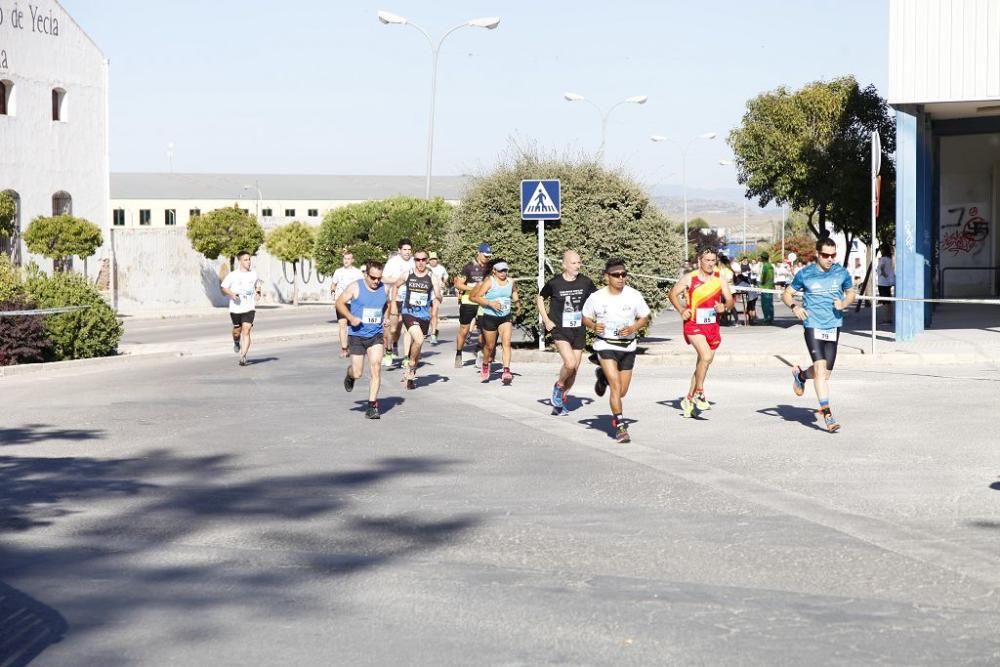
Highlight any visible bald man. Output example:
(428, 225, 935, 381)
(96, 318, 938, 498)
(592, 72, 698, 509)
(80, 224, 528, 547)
(537, 250, 597, 416)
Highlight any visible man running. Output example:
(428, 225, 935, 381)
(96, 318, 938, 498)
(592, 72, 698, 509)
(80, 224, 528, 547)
(782, 237, 856, 433)
(220, 250, 261, 367)
(427, 251, 449, 345)
(395, 249, 442, 390)
(454, 243, 491, 368)
(668, 247, 733, 418)
(382, 238, 415, 368)
(582, 258, 651, 443)
(331, 251, 364, 357)
(336, 261, 389, 420)
(538, 250, 596, 415)
(471, 259, 519, 385)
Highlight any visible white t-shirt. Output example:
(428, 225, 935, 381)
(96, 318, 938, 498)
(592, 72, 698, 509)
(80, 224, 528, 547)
(582, 285, 651, 353)
(877, 256, 895, 287)
(430, 264, 449, 301)
(221, 269, 259, 314)
(383, 254, 415, 301)
(332, 266, 364, 298)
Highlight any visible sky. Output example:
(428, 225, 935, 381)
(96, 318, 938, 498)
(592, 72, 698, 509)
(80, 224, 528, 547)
(60, 0, 890, 192)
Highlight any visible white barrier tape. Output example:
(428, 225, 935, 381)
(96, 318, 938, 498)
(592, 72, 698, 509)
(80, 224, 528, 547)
(0, 306, 91, 317)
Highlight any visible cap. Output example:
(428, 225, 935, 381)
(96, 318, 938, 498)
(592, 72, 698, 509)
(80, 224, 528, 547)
(760, 252, 769, 260)
(493, 261, 510, 271)
(428, 251, 439, 259)
(478, 243, 492, 255)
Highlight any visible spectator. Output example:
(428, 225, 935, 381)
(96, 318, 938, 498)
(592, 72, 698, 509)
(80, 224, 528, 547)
(877, 244, 895, 325)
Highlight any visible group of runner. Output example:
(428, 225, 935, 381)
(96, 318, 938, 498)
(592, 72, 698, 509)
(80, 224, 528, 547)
(223, 236, 855, 433)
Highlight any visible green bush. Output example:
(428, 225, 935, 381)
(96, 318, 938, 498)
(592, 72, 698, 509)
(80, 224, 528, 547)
(23, 215, 103, 271)
(0, 296, 52, 366)
(443, 150, 683, 341)
(266, 221, 316, 305)
(24, 270, 122, 360)
(0, 191, 16, 239)
(0, 255, 24, 303)
(187, 206, 265, 266)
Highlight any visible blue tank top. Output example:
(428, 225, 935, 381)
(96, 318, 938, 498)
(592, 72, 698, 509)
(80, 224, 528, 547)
(349, 278, 388, 338)
(481, 278, 513, 317)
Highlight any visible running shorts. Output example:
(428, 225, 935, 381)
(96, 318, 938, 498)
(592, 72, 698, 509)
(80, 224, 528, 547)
(803, 327, 840, 369)
(480, 314, 512, 332)
(683, 321, 721, 350)
(230, 311, 255, 326)
(878, 285, 893, 298)
(459, 303, 479, 325)
(402, 314, 430, 336)
(597, 348, 636, 371)
(551, 326, 587, 351)
(348, 333, 385, 356)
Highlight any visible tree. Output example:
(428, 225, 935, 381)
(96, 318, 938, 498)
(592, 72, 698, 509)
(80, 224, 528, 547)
(266, 221, 316, 305)
(444, 149, 683, 343)
(727, 76, 895, 263)
(0, 191, 16, 241)
(23, 214, 103, 272)
(186, 206, 265, 269)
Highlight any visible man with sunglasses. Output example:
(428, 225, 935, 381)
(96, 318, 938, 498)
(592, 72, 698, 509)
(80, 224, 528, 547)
(582, 258, 651, 443)
(336, 261, 390, 420)
(782, 238, 856, 433)
(394, 250, 443, 390)
(454, 243, 492, 369)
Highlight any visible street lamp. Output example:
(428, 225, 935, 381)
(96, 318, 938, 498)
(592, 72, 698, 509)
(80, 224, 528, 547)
(650, 132, 716, 260)
(719, 159, 748, 255)
(378, 10, 501, 199)
(564, 92, 648, 160)
(243, 182, 263, 220)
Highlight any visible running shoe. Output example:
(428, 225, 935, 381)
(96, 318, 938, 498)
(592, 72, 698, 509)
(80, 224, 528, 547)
(694, 393, 711, 411)
(480, 363, 490, 381)
(615, 423, 631, 443)
(382, 352, 394, 368)
(343, 367, 355, 392)
(233, 340, 240, 354)
(557, 406, 570, 417)
(475, 349, 484, 368)
(365, 404, 381, 420)
(501, 368, 513, 385)
(239, 356, 247, 367)
(820, 409, 840, 433)
(429, 333, 438, 346)
(454, 352, 463, 368)
(406, 378, 416, 390)
(680, 397, 695, 418)
(594, 367, 608, 397)
(792, 366, 806, 397)
(550, 384, 564, 409)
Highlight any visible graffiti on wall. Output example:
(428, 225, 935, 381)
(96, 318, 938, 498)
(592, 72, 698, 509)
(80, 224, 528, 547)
(941, 205, 990, 255)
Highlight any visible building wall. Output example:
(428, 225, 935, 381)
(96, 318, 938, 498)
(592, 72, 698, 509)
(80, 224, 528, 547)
(890, 0, 1000, 104)
(0, 0, 109, 273)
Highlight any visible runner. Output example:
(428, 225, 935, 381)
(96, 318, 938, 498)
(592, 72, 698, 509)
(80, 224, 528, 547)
(782, 237, 856, 433)
(453, 243, 491, 368)
(668, 247, 734, 418)
(395, 249, 442, 390)
(336, 261, 389, 420)
(537, 250, 596, 415)
(382, 238, 415, 369)
(220, 250, 261, 367)
(427, 251, 449, 345)
(330, 251, 364, 358)
(471, 259, 519, 384)
(582, 258, 651, 443)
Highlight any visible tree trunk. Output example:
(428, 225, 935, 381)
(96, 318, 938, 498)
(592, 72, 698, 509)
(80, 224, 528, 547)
(292, 261, 299, 306)
(843, 233, 854, 266)
(805, 207, 821, 239)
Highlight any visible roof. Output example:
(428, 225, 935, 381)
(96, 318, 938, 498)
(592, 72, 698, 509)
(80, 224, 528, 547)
(111, 173, 472, 201)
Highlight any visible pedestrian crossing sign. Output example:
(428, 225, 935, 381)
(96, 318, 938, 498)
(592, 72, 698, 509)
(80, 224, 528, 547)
(521, 179, 561, 220)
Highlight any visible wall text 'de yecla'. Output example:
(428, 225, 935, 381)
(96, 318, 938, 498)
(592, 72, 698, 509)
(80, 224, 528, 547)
(0, 4, 62, 37)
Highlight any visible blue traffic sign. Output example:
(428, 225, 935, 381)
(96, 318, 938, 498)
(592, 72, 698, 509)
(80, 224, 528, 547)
(521, 179, 561, 220)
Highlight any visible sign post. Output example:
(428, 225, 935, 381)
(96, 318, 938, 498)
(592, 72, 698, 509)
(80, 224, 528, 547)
(521, 179, 561, 351)
(870, 130, 882, 356)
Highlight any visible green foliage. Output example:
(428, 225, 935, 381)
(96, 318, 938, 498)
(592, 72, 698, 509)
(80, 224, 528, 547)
(0, 191, 16, 239)
(23, 215, 103, 266)
(757, 234, 817, 263)
(266, 221, 316, 263)
(0, 296, 52, 366)
(314, 197, 452, 275)
(444, 150, 683, 341)
(24, 269, 123, 360)
(0, 254, 23, 302)
(343, 241, 385, 269)
(186, 206, 265, 264)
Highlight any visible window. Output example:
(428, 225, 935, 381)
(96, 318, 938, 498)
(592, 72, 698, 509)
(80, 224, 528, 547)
(284, 209, 295, 217)
(165, 209, 176, 226)
(52, 191, 72, 216)
(113, 209, 125, 226)
(0, 80, 12, 116)
(0, 190, 20, 265)
(240, 208, 249, 215)
(308, 209, 318, 217)
(261, 208, 273, 217)
(189, 208, 201, 218)
(139, 209, 151, 226)
(52, 88, 66, 121)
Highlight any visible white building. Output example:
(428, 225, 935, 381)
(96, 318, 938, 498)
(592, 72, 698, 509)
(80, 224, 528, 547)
(0, 0, 109, 271)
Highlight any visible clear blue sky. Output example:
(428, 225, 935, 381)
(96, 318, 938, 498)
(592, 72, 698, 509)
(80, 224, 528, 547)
(61, 0, 889, 191)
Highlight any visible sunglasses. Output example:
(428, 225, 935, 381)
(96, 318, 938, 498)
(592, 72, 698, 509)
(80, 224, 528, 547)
(607, 271, 628, 278)
(414, 257, 428, 262)
(367, 274, 383, 281)
(819, 252, 836, 259)
(495, 269, 509, 273)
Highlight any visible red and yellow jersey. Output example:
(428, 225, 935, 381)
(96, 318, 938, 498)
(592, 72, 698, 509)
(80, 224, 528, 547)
(687, 271, 723, 312)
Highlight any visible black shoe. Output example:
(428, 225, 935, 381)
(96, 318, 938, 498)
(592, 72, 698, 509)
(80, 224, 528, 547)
(406, 378, 416, 390)
(233, 340, 240, 354)
(365, 405, 380, 420)
(239, 356, 247, 367)
(344, 368, 355, 392)
(594, 367, 607, 397)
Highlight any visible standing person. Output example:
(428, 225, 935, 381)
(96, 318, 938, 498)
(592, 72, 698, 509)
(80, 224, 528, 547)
(759, 252, 775, 325)
(395, 250, 442, 390)
(331, 251, 364, 357)
(537, 250, 596, 416)
(382, 238, 415, 368)
(337, 261, 389, 420)
(582, 258, 652, 444)
(718, 255, 736, 326)
(427, 251, 449, 345)
(782, 238, 856, 433)
(453, 243, 492, 368)
(220, 251, 261, 367)
(668, 247, 734, 418)
(471, 259, 519, 385)
(877, 244, 895, 326)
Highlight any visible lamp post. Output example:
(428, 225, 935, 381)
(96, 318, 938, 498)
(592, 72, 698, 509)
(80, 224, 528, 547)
(718, 160, 748, 255)
(243, 182, 263, 220)
(378, 10, 500, 199)
(564, 93, 648, 160)
(650, 132, 716, 260)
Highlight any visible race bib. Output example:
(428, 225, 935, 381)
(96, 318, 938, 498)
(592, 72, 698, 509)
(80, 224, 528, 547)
(397, 286, 408, 302)
(410, 291, 429, 307)
(361, 308, 382, 325)
(815, 327, 838, 342)
(562, 310, 583, 328)
(605, 318, 632, 339)
(695, 308, 717, 325)
(496, 297, 511, 316)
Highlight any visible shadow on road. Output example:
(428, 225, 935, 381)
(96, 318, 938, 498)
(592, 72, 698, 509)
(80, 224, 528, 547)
(352, 397, 405, 414)
(756, 405, 825, 432)
(578, 414, 637, 438)
(0, 425, 105, 448)
(0, 580, 68, 667)
(244, 356, 279, 366)
(657, 399, 709, 420)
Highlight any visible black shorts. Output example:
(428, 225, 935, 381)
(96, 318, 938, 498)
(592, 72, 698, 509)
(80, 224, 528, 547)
(402, 314, 430, 336)
(597, 348, 636, 371)
(551, 326, 587, 350)
(803, 327, 840, 369)
(348, 333, 385, 356)
(230, 311, 255, 326)
(481, 314, 512, 332)
(878, 285, 893, 298)
(459, 303, 480, 325)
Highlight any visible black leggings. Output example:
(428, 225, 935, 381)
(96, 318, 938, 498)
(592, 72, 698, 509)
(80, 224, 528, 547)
(803, 327, 840, 369)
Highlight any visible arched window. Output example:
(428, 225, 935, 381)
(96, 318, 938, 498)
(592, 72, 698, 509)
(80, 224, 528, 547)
(0, 80, 11, 116)
(52, 87, 66, 121)
(52, 191, 72, 216)
(1, 190, 21, 265)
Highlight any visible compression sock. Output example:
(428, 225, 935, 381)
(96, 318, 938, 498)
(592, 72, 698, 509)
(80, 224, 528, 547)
(818, 398, 830, 412)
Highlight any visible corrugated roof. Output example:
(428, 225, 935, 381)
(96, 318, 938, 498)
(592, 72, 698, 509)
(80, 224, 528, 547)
(110, 173, 472, 201)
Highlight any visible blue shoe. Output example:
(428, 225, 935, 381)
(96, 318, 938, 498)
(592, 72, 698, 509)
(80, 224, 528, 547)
(558, 406, 570, 417)
(792, 366, 806, 397)
(551, 383, 564, 409)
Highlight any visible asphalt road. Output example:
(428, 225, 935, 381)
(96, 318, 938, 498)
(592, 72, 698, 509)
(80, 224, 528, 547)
(2, 339, 999, 665)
